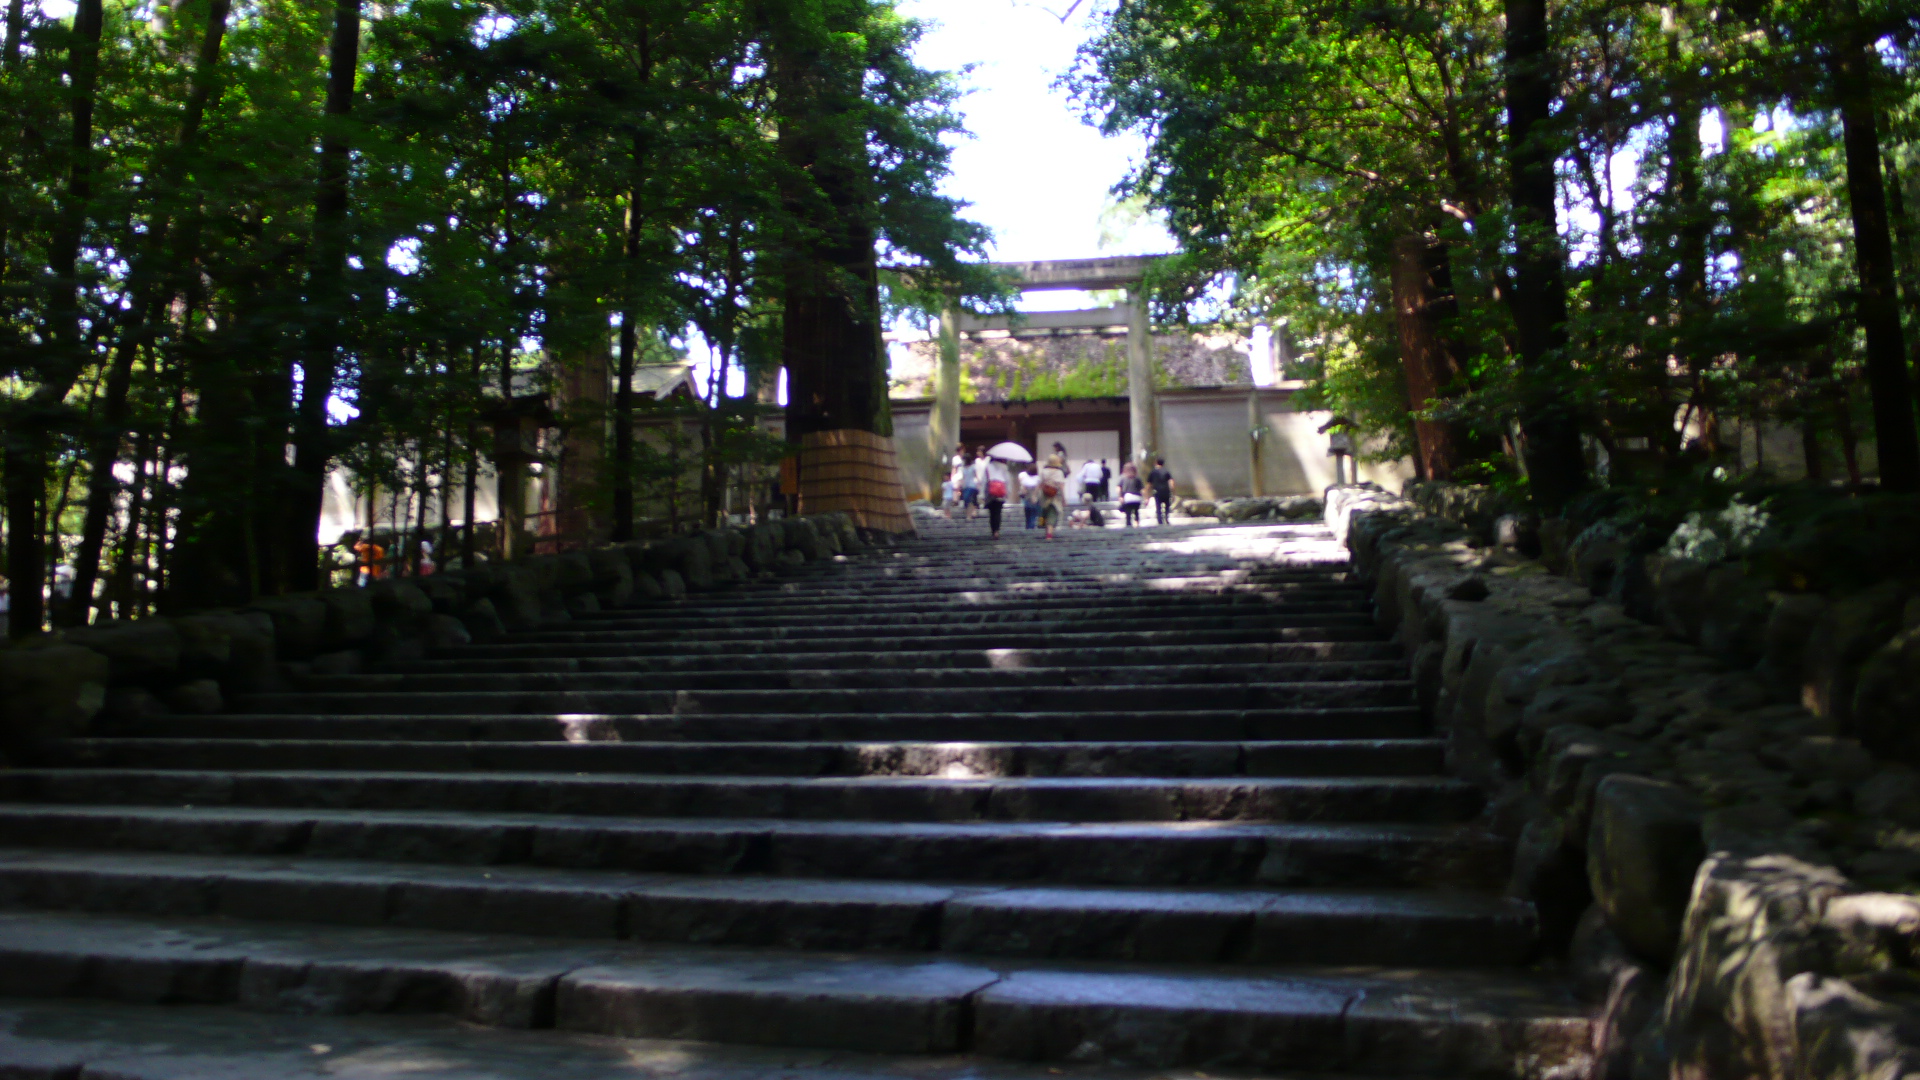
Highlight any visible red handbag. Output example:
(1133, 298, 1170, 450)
(987, 478, 1007, 499)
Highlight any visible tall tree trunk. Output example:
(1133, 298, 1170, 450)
(773, 11, 890, 443)
(611, 186, 642, 542)
(463, 344, 479, 567)
(6, 0, 103, 637)
(1885, 152, 1920, 415)
(66, 0, 232, 623)
(3, 0, 25, 65)
(281, 0, 362, 591)
(1502, 0, 1587, 510)
(1831, 11, 1919, 492)
(1667, 11, 1708, 321)
(1390, 233, 1480, 481)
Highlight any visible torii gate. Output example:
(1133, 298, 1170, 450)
(927, 255, 1165, 470)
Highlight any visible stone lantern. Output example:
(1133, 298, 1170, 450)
(487, 395, 554, 561)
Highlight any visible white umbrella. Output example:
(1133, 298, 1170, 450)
(986, 441, 1033, 463)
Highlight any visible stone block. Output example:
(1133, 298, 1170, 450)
(426, 613, 471, 649)
(207, 611, 278, 693)
(1758, 593, 1826, 694)
(368, 580, 433, 623)
(1697, 566, 1773, 668)
(66, 620, 182, 684)
(1803, 581, 1909, 736)
(1539, 517, 1573, 575)
(0, 643, 110, 744)
(658, 569, 687, 600)
(169, 615, 233, 680)
(700, 532, 735, 579)
(459, 599, 507, 642)
(163, 678, 223, 715)
(743, 525, 782, 572)
(782, 518, 826, 562)
(311, 649, 363, 676)
(1651, 557, 1712, 644)
(316, 588, 375, 651)
(587, 548, 633, 607)
(662, 538, 714, 590)
(1853, 627, 1920, 767)
(418, 575, 467, 613)
(100, 686, 167, 724)
(1588, 774, 1705, 964)
(555, 552, 595, 593)
(490, 567, 544, 632)
(1508, 815, 1593, 953)
(631, 571, 664, 602)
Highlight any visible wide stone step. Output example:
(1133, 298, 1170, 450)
(300, 661, 1410, 695)
(0, 805, 1510, 887)
(557, 599, 1373, 633)
(405, 638, 1397, 672)
(1, 769, 1484, 824)
(0, 997, 1474, 1080)
(123, 706, 1431, 743)
(392, 640, 1403, 676)
(229, 681, 1414, 716)
(449, 625, 1388, 658)
(585, 583, 1366, 614)
(507, 612, 1377, 645)
(0, 848, 1534, 966)
(46, 737, 1447, 778)
(0, 910, 1590, 1073)
(629, 577, 1364, 608)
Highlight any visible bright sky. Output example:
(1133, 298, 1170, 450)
(898, 0, 1176, 311)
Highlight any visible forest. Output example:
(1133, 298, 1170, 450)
(6, 0, 1920, 638)
(1071, 0, 1920, 515)
(0, 0, 999, 637)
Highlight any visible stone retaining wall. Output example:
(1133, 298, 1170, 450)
(1329, 484, 1920, 1080)
(0, 513, 876, 760)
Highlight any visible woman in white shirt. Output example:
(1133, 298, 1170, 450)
(981, 455, 1015, 539)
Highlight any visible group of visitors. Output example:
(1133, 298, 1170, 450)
(941, 442, 1176, 539)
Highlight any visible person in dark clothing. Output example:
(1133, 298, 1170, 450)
(1099, 459, 1112, 501)
(1146, 457, 1175, 524)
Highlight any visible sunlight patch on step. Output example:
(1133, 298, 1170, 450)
(556, 715, 623, 743)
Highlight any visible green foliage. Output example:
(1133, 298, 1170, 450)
(1069, 0, 1920, 500)
(0, 0, 988, 627)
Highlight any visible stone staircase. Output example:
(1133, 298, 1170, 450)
(0, 518, 1592, 1079)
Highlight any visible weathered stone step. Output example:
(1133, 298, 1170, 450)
(556, 598, 1373, 632)
(1, 769, 1483, 824)
(457, 624, 1387, 657)
(0, 805, 1509, 887)
(47, 737, 1446, 778)
(394, 641, 1402, 676)
(123, 706, 1431, 743)
(0, 997, 1451, 1080)
(229, 681, 1413, 717)
(506, 611, 1377, 645)
(0, 910, 1589, 1073)
(585, 579, 1365, 610)
(301, 661, 1410, 695)
(0, 848, 1534, 966)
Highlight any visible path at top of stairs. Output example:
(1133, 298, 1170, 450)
(0, 517, 1592, 1080)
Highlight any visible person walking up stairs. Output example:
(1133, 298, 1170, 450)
(0, 517, 1593, 1079)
